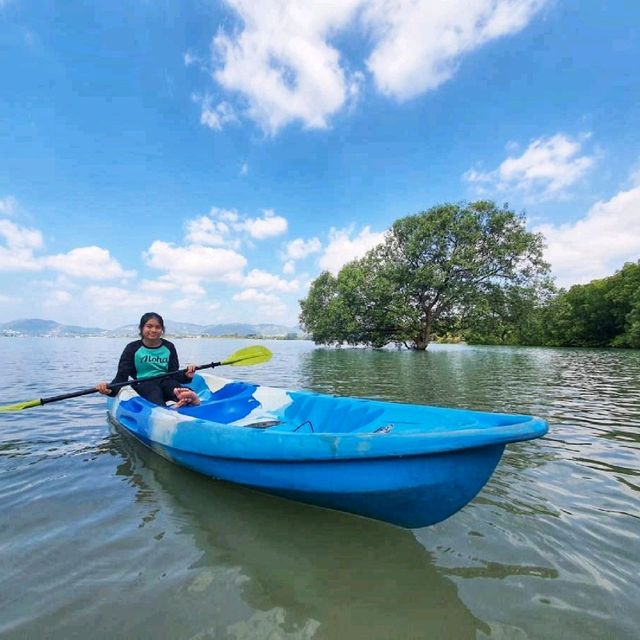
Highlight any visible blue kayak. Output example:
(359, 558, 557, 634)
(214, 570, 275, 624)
(107, 373, 548, 528)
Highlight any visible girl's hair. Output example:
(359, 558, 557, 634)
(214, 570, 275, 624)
(138, 312, 165, 336)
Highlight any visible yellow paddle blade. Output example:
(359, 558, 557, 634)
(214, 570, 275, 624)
(221, 345, 272, 367)
(0, 398, 43, 413)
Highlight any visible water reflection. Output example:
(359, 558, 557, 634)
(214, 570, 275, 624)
(296, 345, 560, 413)
(112, 429, 488, 639)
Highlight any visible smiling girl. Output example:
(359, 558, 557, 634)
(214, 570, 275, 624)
(96, 312, 200, 408)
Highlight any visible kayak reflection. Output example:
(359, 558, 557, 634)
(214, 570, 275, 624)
(112, 427, 488, 639)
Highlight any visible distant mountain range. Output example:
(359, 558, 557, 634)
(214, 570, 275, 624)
(0, 318, 305, 339)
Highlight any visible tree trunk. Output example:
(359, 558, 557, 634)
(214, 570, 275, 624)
(413, 318, 431, 350)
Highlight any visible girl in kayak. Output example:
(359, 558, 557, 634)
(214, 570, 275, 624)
(96, 312, 200, 408)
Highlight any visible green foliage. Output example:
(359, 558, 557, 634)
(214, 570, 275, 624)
(299, 256, 398, 348)
(607, 262, 640, 348)
(299, 271, 343, 346)
(475, 261, 640, 349)
(463, 284, 552, 346)
(619, 292, 640, 348)
(552, 280, 618, 346)
(544, 261, 640, 348)
(300, 201, 550, 350)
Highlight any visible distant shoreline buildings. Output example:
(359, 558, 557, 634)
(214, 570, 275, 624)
(0, 319, 306, 340)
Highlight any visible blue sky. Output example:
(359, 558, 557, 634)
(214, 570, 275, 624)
(1, 0, 639, 329)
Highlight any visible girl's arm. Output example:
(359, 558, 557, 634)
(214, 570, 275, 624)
(96, 342, 138, 395)
(111, 342, 139, 384)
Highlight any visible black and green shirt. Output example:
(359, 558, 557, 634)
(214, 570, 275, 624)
(111, 339, 188, 385)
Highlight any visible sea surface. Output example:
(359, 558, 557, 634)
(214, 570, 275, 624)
(0, 337, 638, 639)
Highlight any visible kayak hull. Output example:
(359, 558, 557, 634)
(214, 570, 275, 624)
(107, 374, 547, 528)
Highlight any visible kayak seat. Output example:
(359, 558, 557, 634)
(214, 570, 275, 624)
(176, 385, 260, 421)
(208, 380, 255, 401)
(187, 376, 253, 404)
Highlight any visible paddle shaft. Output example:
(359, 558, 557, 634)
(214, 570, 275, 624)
(38, 361, 221, 406)
(0, 345, 271, 413)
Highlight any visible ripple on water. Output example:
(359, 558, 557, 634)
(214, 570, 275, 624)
(1, 339, 639, 640)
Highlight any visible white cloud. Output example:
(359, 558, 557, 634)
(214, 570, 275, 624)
(0, 195, 19, 216)
(240, 162, 249, 176)
(347, 70, 366, 109)
(283, 236, 322, 260)
(232, 288, 289, 321)
(204, 0, 546, 133)
(259, 302, 290, 321)
(46, 275, 77, 289)
(243, 268, 299, 292)
(144, 240, 247, 281)
(31, 276, 78, 296)
(84, 286, 162, 310)
(465, 133, 595, 199)
(0, 293, 20, 304)
(185, 215, 229, 246)
(171, 297, 220, 312)
(43, 246, 135, 280)
(140, 279, 178, 292)
(184, 51, 200, 67)
(211, 1, 363, 134)
(182, 281, 206, 297)
(172, 297, 199, 310)
(0, 218, 43, 250)
(629, 167, 640, 188)
(0, 216, 136, 284)
(44, 290, 73, 306)
(198, 96, 239, 130)
(216, 208, 240, 223)
(319, 225, 385, 274)
(0, 219, 44, 271)
(233, 288, 281, 304)
(183, 207, 286, 247)
(364, 0, 547, 100)
(537, 184, 640, 287)
(282, 260, 295, 275)
(242, 209, 288, 239)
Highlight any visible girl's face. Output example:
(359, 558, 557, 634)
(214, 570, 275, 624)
(141, 318, 163, 342)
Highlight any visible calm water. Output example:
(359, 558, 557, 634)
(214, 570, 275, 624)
(1, 338, 639, 639)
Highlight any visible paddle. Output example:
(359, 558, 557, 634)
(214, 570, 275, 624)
(0, 345, 272, 413)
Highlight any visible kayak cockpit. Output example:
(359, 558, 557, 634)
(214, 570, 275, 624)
(175, 374, 530, 437)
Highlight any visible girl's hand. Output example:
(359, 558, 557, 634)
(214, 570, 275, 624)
(185, 364, 197, 379)
(96, 381, 112, 395)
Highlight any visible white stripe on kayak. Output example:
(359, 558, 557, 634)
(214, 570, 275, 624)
(231, 386, 293, 426)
